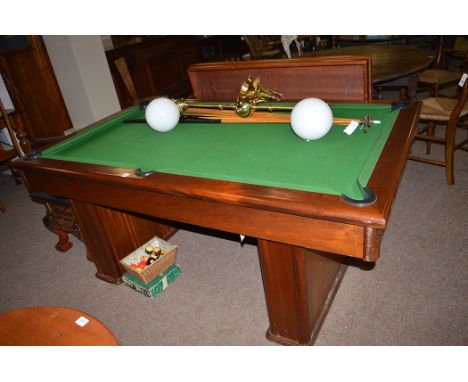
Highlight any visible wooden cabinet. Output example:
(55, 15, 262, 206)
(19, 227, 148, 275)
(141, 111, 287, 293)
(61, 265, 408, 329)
(0, 36, 72, 150)
(106, 36, 202, 109)
(106, 36, 248, 109)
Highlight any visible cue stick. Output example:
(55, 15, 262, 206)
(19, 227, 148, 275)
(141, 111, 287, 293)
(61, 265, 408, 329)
(123, 109, 381, 126)
(183, 108, 381, 125)
(124, 116, 221, 124)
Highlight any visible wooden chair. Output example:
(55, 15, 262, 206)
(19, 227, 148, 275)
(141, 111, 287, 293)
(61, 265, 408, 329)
(113, 57, 139, 105)
(418, 36, 466, 97)
(0, 95, 23, 212)
(187, 56, 372, 102)
(409, 76, 468, 184)
(243, 36, 283, 60)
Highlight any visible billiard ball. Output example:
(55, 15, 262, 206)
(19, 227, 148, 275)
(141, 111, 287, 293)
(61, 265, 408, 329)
(145, 97, 180, 132)
(146, 255, 159, 266)
(145, 245, 154, 254)
(290, 98, 333, 140)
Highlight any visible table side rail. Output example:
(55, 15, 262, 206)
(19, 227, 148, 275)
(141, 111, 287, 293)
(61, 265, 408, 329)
(14, 157, 388, 229)
(19, 166, 372, 260)
(367, 101, 422, 220)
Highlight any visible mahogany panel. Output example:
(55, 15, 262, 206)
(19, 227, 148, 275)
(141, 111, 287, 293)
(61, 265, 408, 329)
(188, 56, 372, 101)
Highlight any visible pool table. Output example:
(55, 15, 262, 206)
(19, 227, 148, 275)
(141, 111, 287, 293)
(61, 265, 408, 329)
(13, 100, 421, 345)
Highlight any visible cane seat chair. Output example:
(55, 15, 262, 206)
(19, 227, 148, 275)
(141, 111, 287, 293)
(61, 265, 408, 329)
(418, 37, 466, 97)
(0, 95, 23, 212)
(409, 76, 468, 184)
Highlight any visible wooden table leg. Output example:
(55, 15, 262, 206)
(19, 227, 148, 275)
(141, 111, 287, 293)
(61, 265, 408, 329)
(406, 73, 419, 101)
(373, 73, 418, 101)
(258, 239, 347, 345)
(42, 202, 83, 252)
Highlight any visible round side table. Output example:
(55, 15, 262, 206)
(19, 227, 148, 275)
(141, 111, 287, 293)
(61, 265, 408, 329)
(0, 306, 119, 346)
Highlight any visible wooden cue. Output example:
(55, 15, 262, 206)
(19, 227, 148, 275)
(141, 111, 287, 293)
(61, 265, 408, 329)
(183, 107, 379, 125)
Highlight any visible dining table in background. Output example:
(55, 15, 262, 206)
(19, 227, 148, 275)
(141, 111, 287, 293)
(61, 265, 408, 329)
(305, 44, 434, 100)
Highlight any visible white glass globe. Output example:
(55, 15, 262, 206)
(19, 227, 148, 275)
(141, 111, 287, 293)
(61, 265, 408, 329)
(144, 97, 180, 132)
(290, 98, 333, 140)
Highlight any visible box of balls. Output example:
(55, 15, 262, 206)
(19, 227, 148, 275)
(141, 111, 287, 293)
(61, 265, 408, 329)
(120, 236, 177, 284)
(123, 263, 182, 298)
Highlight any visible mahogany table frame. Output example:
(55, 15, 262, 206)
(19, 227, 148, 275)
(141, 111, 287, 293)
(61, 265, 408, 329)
(13, 100, 420, 345)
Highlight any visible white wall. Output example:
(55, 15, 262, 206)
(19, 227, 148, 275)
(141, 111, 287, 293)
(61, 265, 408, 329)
(0, 74, 14, 110)
(0, 74, 14, 145)
(43, 35, 120, 131)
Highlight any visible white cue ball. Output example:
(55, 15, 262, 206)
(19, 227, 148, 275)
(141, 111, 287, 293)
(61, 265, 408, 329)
(290, 98, 333, 140)
(145, 97, 180, 132)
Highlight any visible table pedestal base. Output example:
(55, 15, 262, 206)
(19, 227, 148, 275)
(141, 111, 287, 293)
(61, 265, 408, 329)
(258, 239, 347, 346)
(40, 198, 349, 344)
(70, 200, 177, 284)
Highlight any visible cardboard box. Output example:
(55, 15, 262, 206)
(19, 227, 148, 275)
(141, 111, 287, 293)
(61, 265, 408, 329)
(123, 263, 182, 298)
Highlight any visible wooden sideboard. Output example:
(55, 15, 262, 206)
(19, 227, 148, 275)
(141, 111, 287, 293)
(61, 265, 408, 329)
(106, 36, 248, 109)
(106, 36, 201, 109)
(0, 36, 72, 151)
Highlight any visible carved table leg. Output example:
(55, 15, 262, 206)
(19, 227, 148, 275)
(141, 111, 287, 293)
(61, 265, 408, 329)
(42, 202, 83, 252)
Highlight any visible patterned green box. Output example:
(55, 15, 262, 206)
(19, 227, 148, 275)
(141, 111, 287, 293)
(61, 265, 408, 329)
(123, 263, 182, 298)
